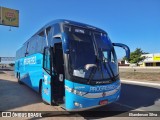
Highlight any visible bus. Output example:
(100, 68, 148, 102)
(15, 19, 130, 111)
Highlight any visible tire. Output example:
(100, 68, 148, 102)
(40, 82, 43, 98)
(17, 73, 23, 84)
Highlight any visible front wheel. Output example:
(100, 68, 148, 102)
(40, 82, 49, 105)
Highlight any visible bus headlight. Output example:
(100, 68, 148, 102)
(74, 102, 80, 106)
(65, 85, 87, 96)
(73, 89, 87, 96)
(74, 101, 83, 108)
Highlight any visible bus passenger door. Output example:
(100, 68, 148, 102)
(42, 47, 52, 104)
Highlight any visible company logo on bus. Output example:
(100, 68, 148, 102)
(24, 56, 36, 65)
(89, 84, 118, 92)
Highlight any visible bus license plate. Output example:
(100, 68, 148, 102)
(99, 100, 108, 105)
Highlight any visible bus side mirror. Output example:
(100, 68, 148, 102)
(112, 43, 130, 60)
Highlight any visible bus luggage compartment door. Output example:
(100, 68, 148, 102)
(42, 71, 51, 104)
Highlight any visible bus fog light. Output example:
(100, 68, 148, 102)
(79, 104, 83, 108)
(74, 102, 80, 107)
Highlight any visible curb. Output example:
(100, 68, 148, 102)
(121, 80, 160, 87)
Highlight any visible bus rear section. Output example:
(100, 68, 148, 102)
(15, 19, 130, 111)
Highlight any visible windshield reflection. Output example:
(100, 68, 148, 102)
(64, 25, 118, 81)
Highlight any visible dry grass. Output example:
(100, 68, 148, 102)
(120, 72, 160, 81)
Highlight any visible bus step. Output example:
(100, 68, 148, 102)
(56, 98, 64, 104)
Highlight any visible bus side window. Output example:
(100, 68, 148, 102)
(43, 48, 51, 74)
(38, 31, 46, 53)
(103, 51, 108, 62)
(108, 51, 116, 63)
(110, 50, 117, 63)
(111, 52, 114, 62)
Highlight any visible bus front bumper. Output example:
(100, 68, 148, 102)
(65, 88, 120, 111)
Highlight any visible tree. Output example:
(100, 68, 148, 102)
(129, 48, 146, 64)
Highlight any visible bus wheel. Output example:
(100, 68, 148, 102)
(18, 73, 23, 84)
(40, 82, 49, 105)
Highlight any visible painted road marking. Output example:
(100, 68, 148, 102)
(121, 80, 160, 87)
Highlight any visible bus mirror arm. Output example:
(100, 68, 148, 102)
(25, 52, 29, 56)
(112, 43, 130, 60)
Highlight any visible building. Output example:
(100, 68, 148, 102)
(0, 63, 10, 68)
(118, 59, 130, 66)
(0, 57, 15, 68)
(140, 53, 160, 67)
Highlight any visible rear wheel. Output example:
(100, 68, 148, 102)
(17, 73, 23, 84)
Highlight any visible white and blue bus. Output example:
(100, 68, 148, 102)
(15, 19, 130, 111)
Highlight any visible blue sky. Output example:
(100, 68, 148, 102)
(0, 0, 160, 58)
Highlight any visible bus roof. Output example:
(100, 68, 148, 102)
(23, 19, 107, 45)
(43, 19, 106, 33)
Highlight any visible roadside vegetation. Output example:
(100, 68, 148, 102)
(119, 67, 160, 81)
(123, 48, 148, 65)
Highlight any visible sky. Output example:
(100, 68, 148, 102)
(0, 0, 160, 59)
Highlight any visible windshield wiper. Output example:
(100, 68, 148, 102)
(87, 33, 99, 84)
(87, 57, 98, 84)
(87, 66, 97, 84)
(102, 57, 117, 81)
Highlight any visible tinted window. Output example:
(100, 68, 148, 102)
(53, 24, 61, 35)
(27, 38, 37, 55)
(43, 48, 50, 73)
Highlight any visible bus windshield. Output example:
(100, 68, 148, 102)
(64, 25, 118, 81)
